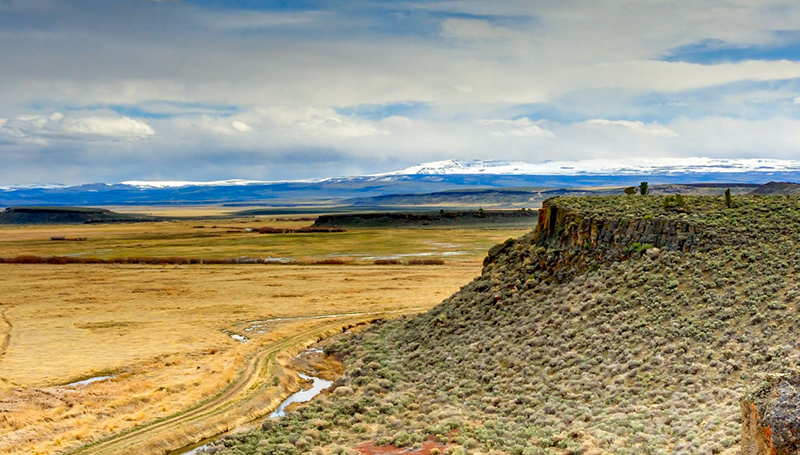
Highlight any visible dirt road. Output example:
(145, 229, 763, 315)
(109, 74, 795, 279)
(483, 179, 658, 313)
(66, 313, 380, 455)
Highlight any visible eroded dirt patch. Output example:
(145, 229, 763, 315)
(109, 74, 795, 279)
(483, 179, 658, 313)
(356, 436, 448, 455)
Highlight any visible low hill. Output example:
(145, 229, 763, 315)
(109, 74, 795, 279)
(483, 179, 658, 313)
(344, 188, 588, 208)
(748, 181, 800, 195)
(313, 209, 539, 228)
(344, 184, 758, 209)
(0, 207, 156, 224)
(209, 194, 800, 455)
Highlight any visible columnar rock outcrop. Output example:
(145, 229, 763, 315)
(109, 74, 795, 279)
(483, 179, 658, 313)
(535, 198, 718, 253)
(482, 198, 722, 280)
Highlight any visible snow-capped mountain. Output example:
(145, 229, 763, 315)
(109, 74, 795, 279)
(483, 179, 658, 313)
(119, 179, 277, 189)
(390, 158, 800, 176)
(2, 157, 800, 206)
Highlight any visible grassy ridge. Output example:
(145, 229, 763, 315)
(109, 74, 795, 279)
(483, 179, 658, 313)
(209, 195, 800, 455)
(313, 209, 538, 229)
(0, 207, 156, 224)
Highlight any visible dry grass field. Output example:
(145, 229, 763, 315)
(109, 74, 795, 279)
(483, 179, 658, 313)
(107, 205, 256, 218)
(0, 217, 520, 262)
(0, 216, 530, 455)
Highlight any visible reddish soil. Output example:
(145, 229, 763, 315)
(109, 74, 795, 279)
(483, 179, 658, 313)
(356, 436, 447, 455)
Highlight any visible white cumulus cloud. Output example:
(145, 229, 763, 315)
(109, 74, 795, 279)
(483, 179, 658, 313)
(242, 106, 390, 139)
(231, 120, 251, 132)
(0, 112, 154, 144)
(477, 118, 556, 138)
(584, 119, 678, 137)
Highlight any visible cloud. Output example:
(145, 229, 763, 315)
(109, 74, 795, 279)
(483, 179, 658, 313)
(0, 112, 154, 144)
(584, 119, 678, 137)
(667, 116, 800, 156)
(6, 1, 800, 183)
(230, 120, 251, 132)
(5, 0, 800, 111)
(244, 106, 390, 139)
(3, 107, 800, 184)
(440, 18, 519, 41)
(199, 11, 330, 30)
(160, 106, 390, 152)
(476, 118, 555, 138)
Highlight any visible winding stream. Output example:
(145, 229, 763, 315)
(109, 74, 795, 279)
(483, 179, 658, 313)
(268, 372, 333, 418)
(172, 371, 332, 455)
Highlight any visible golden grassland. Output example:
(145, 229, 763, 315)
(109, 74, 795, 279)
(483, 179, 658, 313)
(0, 218, 530, 455)
(106, 205, 252, 217)
(0, 217, 521, 261)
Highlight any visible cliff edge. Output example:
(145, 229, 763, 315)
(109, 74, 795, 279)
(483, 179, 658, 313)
(212, 194, 800, 455)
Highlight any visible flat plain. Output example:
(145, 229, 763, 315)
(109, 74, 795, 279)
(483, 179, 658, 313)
(0, 214, 530, 455)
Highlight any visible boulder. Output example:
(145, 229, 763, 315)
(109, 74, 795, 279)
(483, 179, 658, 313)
(742, 373, 800, 454)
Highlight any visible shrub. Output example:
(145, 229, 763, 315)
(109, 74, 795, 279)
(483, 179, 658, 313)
(374, 259, 402, 265)
(314, 258, 346, 265)
(407, 258, 445, 265)
(663, 194, 686, 209)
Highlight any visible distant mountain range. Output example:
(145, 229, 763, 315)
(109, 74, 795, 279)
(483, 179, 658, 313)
(2, 158, 800, 207)
(385, 158, 800, 176)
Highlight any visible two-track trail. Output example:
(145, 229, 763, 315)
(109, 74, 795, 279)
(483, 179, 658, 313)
(67, 313, 383, 455)
(0, 307, 11, 359)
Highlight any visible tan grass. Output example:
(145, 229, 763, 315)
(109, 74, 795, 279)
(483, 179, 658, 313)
(105, 205, 240, 217)
(0, 219, 528, 454)
(0, 219, 527, 261)
(0, 261, 484, 454)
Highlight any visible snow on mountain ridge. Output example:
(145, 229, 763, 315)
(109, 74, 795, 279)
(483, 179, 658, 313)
(391, 158, 800, 176)
(397, 159, 525, 175)
(4, 157, 800, 190)
(120, 179, 272, 188)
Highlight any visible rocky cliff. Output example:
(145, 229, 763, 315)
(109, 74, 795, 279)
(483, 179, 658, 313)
(214, 194, 800, 455)
(535, 198, 719, 252)
(484, 197, 722, 282)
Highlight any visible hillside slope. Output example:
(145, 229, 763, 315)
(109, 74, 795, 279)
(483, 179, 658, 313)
(749, 181, 800, 195)
(209, 195, 800, 455)
(344, 184, 758, 209)
(0, 207, 156, 224)
(313, 210, 539, 228)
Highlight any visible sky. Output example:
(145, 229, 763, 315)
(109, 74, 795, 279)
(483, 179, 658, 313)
(4, 0, 800, 184)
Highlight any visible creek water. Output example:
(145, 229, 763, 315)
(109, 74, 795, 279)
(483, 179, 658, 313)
(171, 371, 331, 455)
(268, 372, 332, 418)
(66, 375, 115, 386)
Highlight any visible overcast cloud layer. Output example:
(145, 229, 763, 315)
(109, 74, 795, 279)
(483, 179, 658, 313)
(3, 0, 800, 184)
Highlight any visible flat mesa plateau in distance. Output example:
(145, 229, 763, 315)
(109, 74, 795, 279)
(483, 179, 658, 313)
(0, 214, 530, 455)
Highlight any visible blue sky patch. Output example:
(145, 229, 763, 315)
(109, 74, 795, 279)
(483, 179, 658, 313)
(337, 102, 431, 121)
(662, 32, 800, 64)
(185, 0, 322, 12)
(98, 102, 240, 119)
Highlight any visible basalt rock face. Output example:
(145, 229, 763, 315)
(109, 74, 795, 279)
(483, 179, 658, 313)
(742, 374, 800, 455)
(484, 198, 719, 282)
(535, 198, 718, 252)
